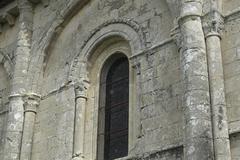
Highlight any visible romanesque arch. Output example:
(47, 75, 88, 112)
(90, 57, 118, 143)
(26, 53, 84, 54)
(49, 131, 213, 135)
(69, 18, 146, 81)
(68, 19, 146, 159)
(27, 0, 174, 93)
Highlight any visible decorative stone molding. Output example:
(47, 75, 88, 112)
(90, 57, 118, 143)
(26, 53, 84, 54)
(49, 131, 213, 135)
(69, 60, 88, 83)
(74, 79, 89, 100)
(70, 18, 146, 81)
(202, 10, 224, 38)
(23, 94, 41, 114)
(8, 93, 41, 112)
(80, 18, 146, 52)
(8, 93, 22, 100)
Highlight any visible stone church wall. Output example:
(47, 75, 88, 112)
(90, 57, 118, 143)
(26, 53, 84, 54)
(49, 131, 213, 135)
(0, 65, 10, 158)
(0, 16, 17, 158)
(222, 4, 240, 159)
(1, 0, 240, 159)
(29, 0, 183, 159)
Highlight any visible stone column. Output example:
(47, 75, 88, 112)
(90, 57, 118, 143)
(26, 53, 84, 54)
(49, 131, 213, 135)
(72, 80, 89, 160)
(20, 94, 40, 160)
(203, 10, 231, 160)
(3, 0, 33, 159)
(174, 0, 214, 159)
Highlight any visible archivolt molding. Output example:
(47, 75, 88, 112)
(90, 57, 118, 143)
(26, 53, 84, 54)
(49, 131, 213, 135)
(32, 0, 89, 54)
(81, 18, 147, 54)
(69, 18, 147, 82)
(29, 0, 174, 91)
(28, 0, 89, 92)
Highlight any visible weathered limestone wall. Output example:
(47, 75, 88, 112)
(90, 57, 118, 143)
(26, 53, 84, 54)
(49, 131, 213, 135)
(1, 0, 240, 159)
(0, 13, 17, 159)
(38, 0, 173, 95)
(0, 18, 18, 48)
(0, 65, 10, 105)
(31, 87, 75, 160)
(223, 0, 240, 14)
(0, 65, 10, 158)
(222, 7, 240, 159)
(30, 0, 183, 159)
(230, 133, 240, 160)
(135, 42, 183, 153)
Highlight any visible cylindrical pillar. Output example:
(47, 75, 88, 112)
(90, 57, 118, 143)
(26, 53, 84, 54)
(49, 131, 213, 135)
(3, 0, 33, 159)
(20, 94, 40, 160)
(204, 10, 231, 160)
(176, 0, 214, 159)
(72, 81, 89, 160)
(4, 95, 25, 160)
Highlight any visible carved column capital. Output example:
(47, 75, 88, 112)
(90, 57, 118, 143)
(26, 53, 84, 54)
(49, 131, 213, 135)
(74, 79, 89, 100)
(202, 10, 224, 39)
(23, 94, 41, 114)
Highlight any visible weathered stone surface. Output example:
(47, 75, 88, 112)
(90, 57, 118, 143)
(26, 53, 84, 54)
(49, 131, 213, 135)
(0, 0, 240, 160)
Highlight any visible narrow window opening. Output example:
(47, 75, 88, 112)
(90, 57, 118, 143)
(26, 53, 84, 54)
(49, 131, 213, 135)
(100, 56, 129, 160)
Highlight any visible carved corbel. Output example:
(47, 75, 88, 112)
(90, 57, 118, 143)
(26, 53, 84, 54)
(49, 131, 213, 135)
(202, 10, 224, 38)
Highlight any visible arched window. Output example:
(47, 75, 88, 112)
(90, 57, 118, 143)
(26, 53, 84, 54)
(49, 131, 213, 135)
(98, 54, 129, 160)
